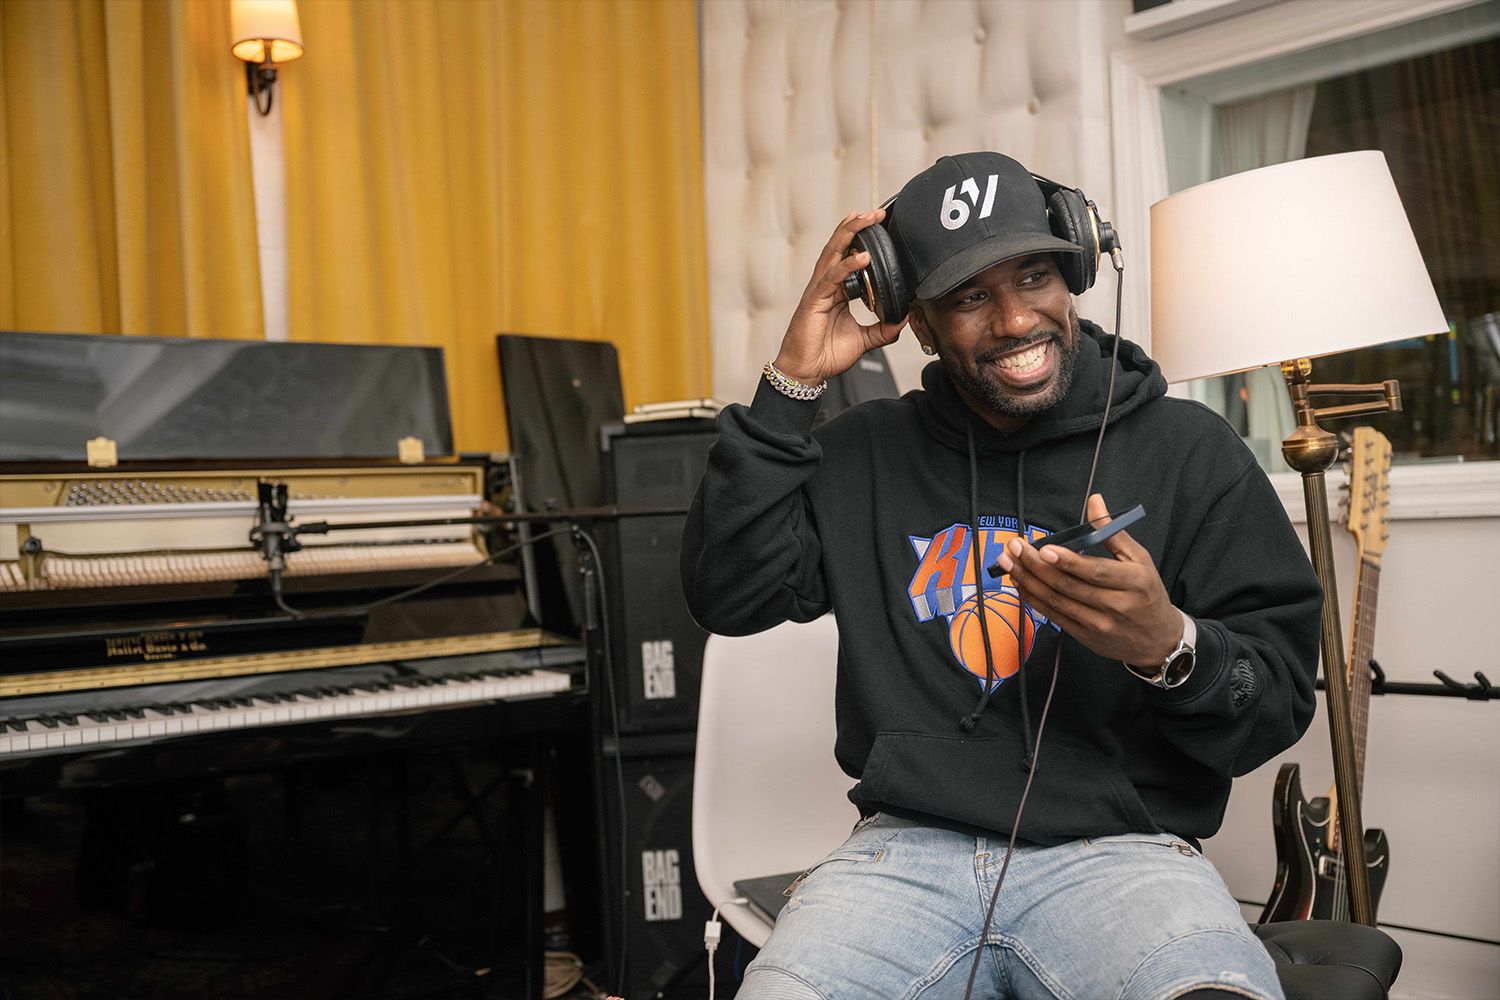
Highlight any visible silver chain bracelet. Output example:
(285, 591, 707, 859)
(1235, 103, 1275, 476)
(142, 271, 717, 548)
(763, 360, 828, 401)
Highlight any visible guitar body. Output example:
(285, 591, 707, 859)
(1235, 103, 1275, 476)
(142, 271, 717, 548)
(1261, 762, 1390, 923)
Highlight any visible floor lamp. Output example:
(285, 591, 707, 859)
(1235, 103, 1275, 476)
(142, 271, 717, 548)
(1148, 151, 1446, 926)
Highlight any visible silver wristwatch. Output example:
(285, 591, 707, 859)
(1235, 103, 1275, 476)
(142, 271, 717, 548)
(1125, 609, 1197, 689)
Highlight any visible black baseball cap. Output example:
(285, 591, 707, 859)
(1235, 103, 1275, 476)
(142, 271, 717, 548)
(888, 151, 1082, 300)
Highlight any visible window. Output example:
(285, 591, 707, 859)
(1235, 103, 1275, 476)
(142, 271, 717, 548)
(1182, 35, 1499, 470)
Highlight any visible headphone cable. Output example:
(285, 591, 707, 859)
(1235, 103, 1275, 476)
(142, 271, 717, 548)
(962, 248, 1126, 999)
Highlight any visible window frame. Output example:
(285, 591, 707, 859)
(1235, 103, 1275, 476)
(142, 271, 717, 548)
(1109, 0, 1500, 520)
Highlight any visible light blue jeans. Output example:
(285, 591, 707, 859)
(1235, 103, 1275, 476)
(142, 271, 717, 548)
(740, 812, 1282, 1000)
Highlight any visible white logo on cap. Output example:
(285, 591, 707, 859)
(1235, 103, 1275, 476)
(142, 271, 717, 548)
(940, 174, 999, 231)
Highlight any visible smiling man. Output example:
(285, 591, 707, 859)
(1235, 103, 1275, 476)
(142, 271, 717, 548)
(912, 253, 1081, 427)
(682, 152, 1322, 1000)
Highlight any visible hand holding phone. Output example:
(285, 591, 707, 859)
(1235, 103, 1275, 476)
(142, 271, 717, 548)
(1034, 503, 1146, 553)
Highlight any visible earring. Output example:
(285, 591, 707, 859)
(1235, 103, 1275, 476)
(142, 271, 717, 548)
(921, 345, 936, 356)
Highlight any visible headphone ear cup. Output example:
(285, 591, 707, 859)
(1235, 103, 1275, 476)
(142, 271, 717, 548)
(850, 224, 912, 325)
(1046, 187, 1099, 295)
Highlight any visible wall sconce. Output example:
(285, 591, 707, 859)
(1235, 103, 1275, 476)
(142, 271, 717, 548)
(231, 0, 304, 116)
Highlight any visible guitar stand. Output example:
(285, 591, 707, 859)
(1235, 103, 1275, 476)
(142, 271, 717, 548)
(1316, 659, 1495, 701)
(1428, 667, 1495, 701)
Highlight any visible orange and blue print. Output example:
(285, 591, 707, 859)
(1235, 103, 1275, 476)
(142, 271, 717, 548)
(907, 519, 1056, 689)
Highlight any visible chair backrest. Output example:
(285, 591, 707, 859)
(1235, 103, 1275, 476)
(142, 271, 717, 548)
(691, 616, 858, 936)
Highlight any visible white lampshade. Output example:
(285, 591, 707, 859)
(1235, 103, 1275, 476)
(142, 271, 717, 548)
(1149, 151, 1446, 384)
(231, 0, 304, 65)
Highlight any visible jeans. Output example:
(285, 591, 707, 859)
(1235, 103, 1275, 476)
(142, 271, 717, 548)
(739, 811, 1283, 1000)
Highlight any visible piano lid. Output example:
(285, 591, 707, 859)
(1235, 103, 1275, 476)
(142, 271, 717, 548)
(0, 332, 453, 463)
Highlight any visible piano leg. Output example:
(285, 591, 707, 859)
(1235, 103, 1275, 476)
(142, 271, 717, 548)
(521, 734, 545, 1000)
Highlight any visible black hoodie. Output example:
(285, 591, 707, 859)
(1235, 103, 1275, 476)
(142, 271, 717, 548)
(681, 322, 1321, 844)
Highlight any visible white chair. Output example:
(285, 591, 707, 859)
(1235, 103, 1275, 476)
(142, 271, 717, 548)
(691, 615, 857, 947)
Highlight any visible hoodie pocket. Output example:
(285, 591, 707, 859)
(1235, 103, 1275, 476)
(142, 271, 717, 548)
(857, 730, 1157, 842)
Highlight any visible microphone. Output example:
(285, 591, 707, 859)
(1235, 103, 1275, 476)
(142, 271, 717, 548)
(250, 482, 300, 574)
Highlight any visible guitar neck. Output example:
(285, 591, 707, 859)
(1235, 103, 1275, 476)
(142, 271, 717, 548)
(1349, 559, 1379, 795)
(1331, 557, 1379, 853)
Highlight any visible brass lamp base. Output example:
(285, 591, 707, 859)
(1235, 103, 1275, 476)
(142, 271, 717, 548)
(1278, 357, 1399, 928)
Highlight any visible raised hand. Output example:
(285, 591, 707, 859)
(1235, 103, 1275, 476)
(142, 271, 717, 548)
(772, 209, 910, 385)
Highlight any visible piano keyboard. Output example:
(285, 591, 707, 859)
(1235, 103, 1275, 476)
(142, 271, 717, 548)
(0, 650, 578, 758)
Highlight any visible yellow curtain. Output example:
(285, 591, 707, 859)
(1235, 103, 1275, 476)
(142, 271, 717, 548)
(282, 0, 710, 453)
(0, 0, 263, 338)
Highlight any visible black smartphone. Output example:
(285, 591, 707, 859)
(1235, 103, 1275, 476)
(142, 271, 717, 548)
(1034, 503, 1146, 553)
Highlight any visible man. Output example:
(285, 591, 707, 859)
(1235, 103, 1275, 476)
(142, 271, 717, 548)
(681, 152, 1321, 1000)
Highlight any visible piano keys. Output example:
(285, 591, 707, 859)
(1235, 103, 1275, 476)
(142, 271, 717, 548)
(0, 643, 580, 757)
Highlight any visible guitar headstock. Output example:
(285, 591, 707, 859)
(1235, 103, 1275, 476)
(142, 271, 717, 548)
(1343, 426, 1392, 563)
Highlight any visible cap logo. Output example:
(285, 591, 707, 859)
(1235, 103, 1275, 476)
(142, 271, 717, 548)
(940, 174, 999, 231)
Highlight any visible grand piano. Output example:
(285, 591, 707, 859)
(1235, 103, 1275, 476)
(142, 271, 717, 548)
(0, 331, 590, 997)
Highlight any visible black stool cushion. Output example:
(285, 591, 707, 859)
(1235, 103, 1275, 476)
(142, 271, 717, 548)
(1253, 921, 1403, 1000)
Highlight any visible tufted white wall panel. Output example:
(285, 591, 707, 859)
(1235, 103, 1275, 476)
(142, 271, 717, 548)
(702, 0, 1124, 403)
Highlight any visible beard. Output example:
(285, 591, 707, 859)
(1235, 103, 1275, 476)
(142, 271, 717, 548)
(941, 315, 1083, 422)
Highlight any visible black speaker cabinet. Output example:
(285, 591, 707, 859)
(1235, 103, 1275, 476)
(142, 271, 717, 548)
(600, 421, 717, 734)
(599, 733, 746, 998)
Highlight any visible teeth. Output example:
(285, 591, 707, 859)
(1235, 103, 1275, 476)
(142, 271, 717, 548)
(993, 343, 1047, 371)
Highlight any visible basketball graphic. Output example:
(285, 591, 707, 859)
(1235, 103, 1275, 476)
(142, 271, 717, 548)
(948, 590, 1035, 687)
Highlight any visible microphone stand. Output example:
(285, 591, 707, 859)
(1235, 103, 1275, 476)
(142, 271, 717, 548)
(250, 483, 303, 612)
(291, 504, 693, 536)
(249, 494, 688, 611)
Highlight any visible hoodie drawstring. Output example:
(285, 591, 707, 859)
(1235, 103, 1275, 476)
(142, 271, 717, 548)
(956, 428, 1038, 770)
(959, 424, 994, 733)
(1014, 450, 1035, 770)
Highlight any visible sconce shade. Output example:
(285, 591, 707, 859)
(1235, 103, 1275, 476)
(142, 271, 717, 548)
(1149, 151, 1446, 384)
(231, 0, 304, 64)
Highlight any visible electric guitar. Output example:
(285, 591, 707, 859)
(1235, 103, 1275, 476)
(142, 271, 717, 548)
(1261, 427, 1392, 923)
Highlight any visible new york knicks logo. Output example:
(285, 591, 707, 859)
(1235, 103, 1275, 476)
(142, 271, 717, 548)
(907, 518, 1058, 689)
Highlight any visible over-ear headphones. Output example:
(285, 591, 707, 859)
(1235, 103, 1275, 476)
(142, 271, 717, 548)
(842, 174, 1121, 325)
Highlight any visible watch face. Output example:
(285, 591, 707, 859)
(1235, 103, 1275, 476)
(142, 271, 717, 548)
(1162, 648, 1195, 687)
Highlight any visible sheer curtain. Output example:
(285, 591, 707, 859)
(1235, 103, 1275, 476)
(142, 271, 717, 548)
(0, 0, 263, 339)
(1190, 86, 1317, 469)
